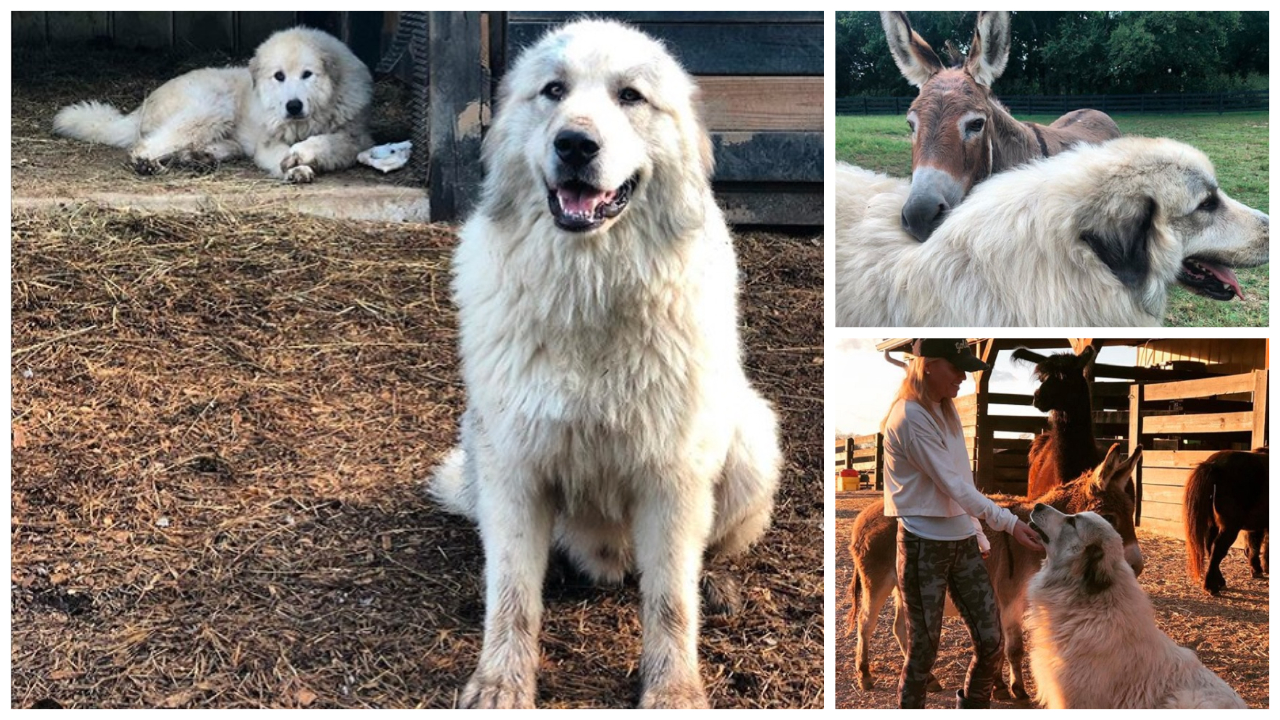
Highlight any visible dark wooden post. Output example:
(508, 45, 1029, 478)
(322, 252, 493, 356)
(972, 340, 997, 492)
(428, 11, 486, 223)
(1128, 382, 1144, 526)
(874, 432, 884, 491)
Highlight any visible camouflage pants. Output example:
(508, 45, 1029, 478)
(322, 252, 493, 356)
(895, 526, 1003, 709)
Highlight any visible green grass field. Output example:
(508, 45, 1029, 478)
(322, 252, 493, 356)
(836, 113, 1269, 327)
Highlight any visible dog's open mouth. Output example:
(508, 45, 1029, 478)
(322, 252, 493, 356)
(1177, 256, 1244, 301)
(1028, 519, 1050, 545)
(547, 175, 638, 232)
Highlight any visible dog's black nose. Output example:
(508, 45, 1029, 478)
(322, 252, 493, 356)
(286, 99, 304, 117)
(554, 130, 600, 169)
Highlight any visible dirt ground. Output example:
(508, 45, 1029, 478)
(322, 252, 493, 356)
(834, 491, 1270, 709)
(10, 204, 823, 709)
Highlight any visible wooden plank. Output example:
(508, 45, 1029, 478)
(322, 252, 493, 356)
(238, 11, 297, 54)
(989, 415, 1048, 435)
(1250, 369, 1267, 450)
(698, 77, 821, 131)
(1143, 373, 1256, 401)
(1129, 382, 1143, 524)
(1143, 412, 1252, 435)
(993, 453, 1029, 468)
(993, 466, 1029, 483)
(13, 12, 47, 46)
(992, 437, 1032, 451)
(505, 22, 822, 76)
(47, 11, 109, 42)
(428, 12, 487, 223)
(1139, 515, 1184, 540)
(987, 392, 1032, 406)
(1141, 499, 1183, 523)
(1143, 450, 1218, 469)
(173, 11, 233, 51)
(1142, 467, 1191, 489)
(113, 11, 171, 49)
(1142, 483, 1186, 506)
(711, 131, 821, 183)
(714, 183, 820, 226)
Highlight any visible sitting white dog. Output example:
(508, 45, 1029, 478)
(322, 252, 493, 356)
(1026, 505, 1246, 708)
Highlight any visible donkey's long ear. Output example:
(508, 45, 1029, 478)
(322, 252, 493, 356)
(881, 11, 943, 87)
(1076, 344, 1098, 370)
(965, 11, 1011, 87)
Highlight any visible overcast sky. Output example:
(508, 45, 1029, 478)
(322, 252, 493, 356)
(829, 339, 1137, 437)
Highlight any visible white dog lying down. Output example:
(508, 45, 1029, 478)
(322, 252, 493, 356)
(429, 20, 781, 709)
(835, 137, 1269, 327)
(1026, 505, 1247, 708)
(53, 27, 372, 182)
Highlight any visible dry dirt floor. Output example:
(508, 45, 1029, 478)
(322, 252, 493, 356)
(10, 204, 824, 709)
(834, 491, 1269, 709)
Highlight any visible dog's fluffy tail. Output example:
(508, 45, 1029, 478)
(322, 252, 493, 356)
(426, 447, 477, 521)
(53, 101, 141, 148)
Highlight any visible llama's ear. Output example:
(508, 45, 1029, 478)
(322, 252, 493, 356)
(881, 11, 943, 87)
(965, 11, 1011, 87)
(1081, 196, 1157, 289)
(1011, 347, 1048, 365)
(1081, 543, 1113, 594)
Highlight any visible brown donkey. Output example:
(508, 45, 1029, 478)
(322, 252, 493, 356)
(881, 11, 1122, 241)
(845, 444, 1145, 700)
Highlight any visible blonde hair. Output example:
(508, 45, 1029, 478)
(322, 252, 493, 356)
(881, 356, 962, 435)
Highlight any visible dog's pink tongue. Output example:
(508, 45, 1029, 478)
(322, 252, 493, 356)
(558, 186, 615, 216)
(1203, 261, 1244, 299)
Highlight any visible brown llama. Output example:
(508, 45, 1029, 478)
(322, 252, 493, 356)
(1012, 346, 1100, 500)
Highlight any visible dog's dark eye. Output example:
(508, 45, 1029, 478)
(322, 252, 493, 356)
(965, 117, 985, 135)
(1197, 192, 1220, 212)
(541, 81, 566, 101)
(302, 70, 313, 80)
(619, 87, 644, 105)
(274, 71, 286, 82)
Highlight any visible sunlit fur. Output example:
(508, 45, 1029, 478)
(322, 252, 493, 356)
(1027, 505, 1246, 708)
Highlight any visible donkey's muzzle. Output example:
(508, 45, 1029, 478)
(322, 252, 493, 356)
(902, 167, 966, 242)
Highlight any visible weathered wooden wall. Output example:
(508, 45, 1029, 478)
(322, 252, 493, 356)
(499, 11, 823, 226)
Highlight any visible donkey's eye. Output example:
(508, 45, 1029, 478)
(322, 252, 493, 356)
(1197, 192, 1220, 212)
(274, 71, 286, 82)
(965, 118, 986, 134)
(1100, 513, 1118, 529)
(541, 81, 566, 101)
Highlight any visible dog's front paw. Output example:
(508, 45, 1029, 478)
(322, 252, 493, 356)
(284, 165, 316, 184)
(458, 674, 535, 709)
(131, 155, 165, 176)
(639, 680, 709, 709)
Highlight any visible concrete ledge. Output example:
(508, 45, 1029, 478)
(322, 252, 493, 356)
(13, 185, 432, 223)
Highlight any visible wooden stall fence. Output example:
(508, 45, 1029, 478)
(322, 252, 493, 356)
(1129, 370, 1268, 541)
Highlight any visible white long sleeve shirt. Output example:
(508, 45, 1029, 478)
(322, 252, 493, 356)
(882, 398, 1019, 537)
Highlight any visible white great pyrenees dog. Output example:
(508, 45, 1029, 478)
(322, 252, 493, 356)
(1026, 505, 1247, 708)
(53, 27, 372, 183)
(429, 20, 782, 709)
(835, 137, 1269, 326)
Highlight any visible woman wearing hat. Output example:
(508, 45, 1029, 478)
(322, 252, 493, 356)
(881, 339, 1043, 709)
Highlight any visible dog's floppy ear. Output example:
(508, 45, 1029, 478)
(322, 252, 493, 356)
(1081, 542, 1113, 594)
(1081, 196, 1157, 289)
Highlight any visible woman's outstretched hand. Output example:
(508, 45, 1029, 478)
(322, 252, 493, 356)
(1012, 520, 1044, 551)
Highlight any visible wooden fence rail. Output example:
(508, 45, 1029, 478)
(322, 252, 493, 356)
(836, 90, 1268, 116)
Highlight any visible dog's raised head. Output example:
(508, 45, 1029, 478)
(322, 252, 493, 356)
(1029, 504, 1130, 595)
(485, 20, 713, 234)
(250, 28, 369, 133)
(1073, 137, 1268, 314)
